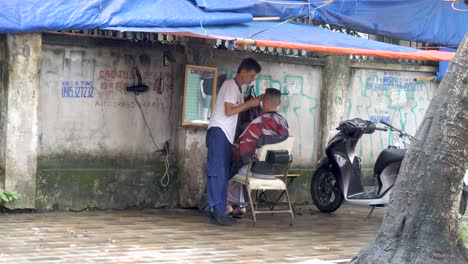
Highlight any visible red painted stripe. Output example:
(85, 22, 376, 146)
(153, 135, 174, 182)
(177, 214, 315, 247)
(154, 31, 455, 61)
(255, 40, 455, 61)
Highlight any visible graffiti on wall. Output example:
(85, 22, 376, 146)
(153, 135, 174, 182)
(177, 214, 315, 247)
(92, 69, 173, 111)
(219, 66, 322, 165)
(347, 69, 435, 165)
(39, 47, 179, 156)
(366, 71, 425, 92)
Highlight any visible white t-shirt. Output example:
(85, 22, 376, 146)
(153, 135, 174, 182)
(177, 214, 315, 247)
(208, 79, 244, 144)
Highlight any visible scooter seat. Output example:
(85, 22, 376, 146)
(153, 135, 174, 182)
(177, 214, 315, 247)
(374, 149, 406, 175)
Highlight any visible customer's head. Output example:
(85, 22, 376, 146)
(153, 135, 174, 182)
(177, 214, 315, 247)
(235, 58, 261, 85)
(262, 88, 281, 112)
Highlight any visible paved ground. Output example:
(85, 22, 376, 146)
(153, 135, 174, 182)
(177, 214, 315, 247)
(0, 205, 384, 264)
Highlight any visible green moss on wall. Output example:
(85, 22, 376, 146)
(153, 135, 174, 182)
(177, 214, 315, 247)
(285, 168, 313, 204)
(36, 154, 178, 211)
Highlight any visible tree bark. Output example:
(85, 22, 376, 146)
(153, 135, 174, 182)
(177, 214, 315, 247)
(352, 34, 468, 263)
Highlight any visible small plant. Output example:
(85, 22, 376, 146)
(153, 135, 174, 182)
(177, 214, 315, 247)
(36, 195, 48, 209)
(37, 195, 48, 204)
(0, 188, 20, 205)
(85, 201, 96, 212)
(461, 221, 468, 248)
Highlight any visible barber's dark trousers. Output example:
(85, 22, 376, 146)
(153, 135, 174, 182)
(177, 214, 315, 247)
(206, 127, 232, 216)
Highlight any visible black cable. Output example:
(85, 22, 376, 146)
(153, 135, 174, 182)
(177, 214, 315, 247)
(131, 62, 174, 187)
(168, 63, 174, 141)
(134, 92, 170, 187)
(134, 93, 162, 153)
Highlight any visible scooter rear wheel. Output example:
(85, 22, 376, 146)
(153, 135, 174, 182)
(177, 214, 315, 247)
(460, 192, 467, 216)
(310, 164, 344, 213)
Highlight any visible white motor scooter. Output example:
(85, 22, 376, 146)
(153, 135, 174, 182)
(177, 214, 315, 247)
(310, 118, 467, 216)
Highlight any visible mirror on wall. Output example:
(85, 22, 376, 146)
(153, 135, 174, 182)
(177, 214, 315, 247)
(181, 65, 218, 126)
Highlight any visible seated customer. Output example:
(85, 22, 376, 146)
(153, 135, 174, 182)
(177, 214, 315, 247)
(227, 88, 289, 216)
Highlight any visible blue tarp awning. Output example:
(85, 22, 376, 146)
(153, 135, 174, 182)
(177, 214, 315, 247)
(195, 0, 468, 47)
(0, 0, 457, 60)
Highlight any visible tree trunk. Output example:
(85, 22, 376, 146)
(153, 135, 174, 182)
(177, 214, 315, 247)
(352, 34, 468, 263)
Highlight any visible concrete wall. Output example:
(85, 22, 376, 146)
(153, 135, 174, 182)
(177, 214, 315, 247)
(178, 41, 324, 207)
(346, 63, 437, 170)
(1, 33, 439, 210)
(36, 35, 184, 210)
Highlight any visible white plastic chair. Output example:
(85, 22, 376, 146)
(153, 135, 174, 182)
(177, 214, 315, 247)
(231, 137, 295, 226)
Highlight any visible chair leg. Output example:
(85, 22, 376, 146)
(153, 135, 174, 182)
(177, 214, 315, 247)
(255, 190, 260, 212)
(284, 188, 294, 226)
(246, 186, 256, 226)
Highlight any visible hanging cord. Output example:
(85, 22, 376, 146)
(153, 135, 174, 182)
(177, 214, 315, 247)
(134, 93, 171, 187)
(160, 143, 170, 187)
(159, 63, 176, 188)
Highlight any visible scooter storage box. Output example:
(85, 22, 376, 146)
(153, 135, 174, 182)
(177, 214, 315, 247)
(266, 150, 290, 165)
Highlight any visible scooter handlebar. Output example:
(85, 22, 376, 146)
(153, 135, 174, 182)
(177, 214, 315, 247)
(379, 120, 414, 139)
(375, 127, 388, 131)
(379, 120, 397, 130)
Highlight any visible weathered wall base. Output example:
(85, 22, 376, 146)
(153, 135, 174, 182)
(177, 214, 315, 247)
(177, 128, 207, 208)
(36, 155, 178, 210)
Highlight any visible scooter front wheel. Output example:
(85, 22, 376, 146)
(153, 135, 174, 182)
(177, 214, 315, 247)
(310, 164, 344, 213)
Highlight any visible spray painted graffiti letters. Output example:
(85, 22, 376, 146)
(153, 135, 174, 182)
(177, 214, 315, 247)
(366, 72, 424, 92)
(61, 81, 94, 98)
(99, 70, 135, 80)
(95, 97, 165, 112)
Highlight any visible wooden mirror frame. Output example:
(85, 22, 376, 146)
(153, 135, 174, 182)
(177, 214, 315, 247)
(181, 65, 218, 127)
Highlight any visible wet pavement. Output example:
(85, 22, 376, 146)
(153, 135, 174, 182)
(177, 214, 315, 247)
(0, 205, 384, 263)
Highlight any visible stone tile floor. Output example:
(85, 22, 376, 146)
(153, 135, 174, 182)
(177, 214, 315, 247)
(0, 205, 384, 264)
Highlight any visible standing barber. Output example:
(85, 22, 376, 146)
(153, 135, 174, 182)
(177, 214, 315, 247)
(206, 58, 261, 226)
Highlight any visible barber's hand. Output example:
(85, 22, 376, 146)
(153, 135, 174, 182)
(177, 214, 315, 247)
(247, 97, 260, 107)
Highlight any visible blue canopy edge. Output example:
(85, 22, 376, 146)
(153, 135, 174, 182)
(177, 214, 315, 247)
(0, 0, 252, 33)
(195, 0, 468, 47)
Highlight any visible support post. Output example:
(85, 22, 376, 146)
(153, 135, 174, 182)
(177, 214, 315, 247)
(1, 33, 42, 208)
(319, 55, 350, 156)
